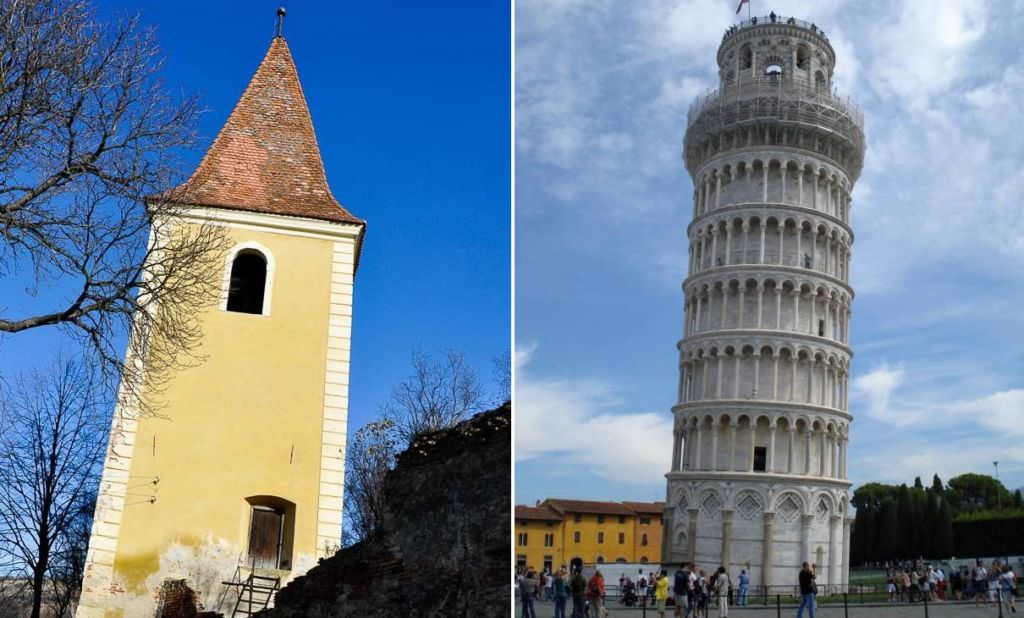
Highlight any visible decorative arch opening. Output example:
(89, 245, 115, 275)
(740, 45, 753, 70)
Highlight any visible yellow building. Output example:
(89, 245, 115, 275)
(78, 32, 364, 616)
(515, 499, 665, 573)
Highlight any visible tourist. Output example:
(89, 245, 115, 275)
(975, 560, 989, 607)
(674, 563, 692, 618)
(736, 569, 749, 606)
(714, 566, 730, 617)
(553, 568, 569, 618)
(638, 569, 648, 601)
(796, 562, 816, 618)
(570, 568, 588, 618)
(936, 567, 947, 601)
(1001, 564, 1017, 614)
(521, 569, 539, 618)
(694, 570, 709, 618)
(540, 569, 549, 601)
(587, 570, 605, 618)
(886, 572, 896, 602)
(656, 570, 670, 618)
(991, 564, 1003, 606)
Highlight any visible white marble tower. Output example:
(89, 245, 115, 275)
(662, 14, 864, 591)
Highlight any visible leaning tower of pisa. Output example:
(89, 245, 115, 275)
(662, 15, 864, 591)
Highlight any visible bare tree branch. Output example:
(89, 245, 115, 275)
(381, 348, 486, 446)
(0, 355, 107, 618)
(0, 0, 228, 413)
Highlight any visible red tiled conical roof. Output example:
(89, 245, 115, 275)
(170, 37, 362, 225)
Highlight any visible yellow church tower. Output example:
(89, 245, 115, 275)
(78, 29, 364, 616)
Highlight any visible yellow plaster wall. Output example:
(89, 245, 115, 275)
(110, 224, 335, 594)
(515, 512, 665, 570)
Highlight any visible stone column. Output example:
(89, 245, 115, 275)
(720, 286, 728, 328)
(768, 420, 777, 472)
(752, 353, 761, 399)
(792, 290, 800, 332)
(756, 284, 764, 328)
(841, 516, 854, 586)
(801, 513, 814, 565)
(762, 165, 768, 202)
(772, 354, 780, 400)
(729, 423, 738, 470)
(710, 420, 719, 469)
(721, 510, 734, 569)
(715, 174, 722, 209)
(762, 513, 775, 587)
(733, 355, 741, 398)
(662, 507, 674, 563)
(828, 514, 840, 592)
(804, 427, 812, 475)
(777, 226, 784, 265)
(787, 427, 795, 473)
(724, 223, 733, 265)
(711, 228, 719, 268)
(775, 288, 783, 329)
(672, 429, 682, 472)
(759, 223, 766, 263)
(738, 288, 746, 328)
(688, 509, 699, 564)
(694, 424, 703, 470)
(716, 356, 724, 399)
(742, 222, 750, 264)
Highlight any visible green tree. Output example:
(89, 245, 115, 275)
(932, 474, 944, 496)
(911, 488, 927, 557)
(934, 498, 954, 558)
(896, 484, 912, 559)
(924, 490, 940, 557)
(947, 473, 1011, 513)
(914, 476, 924, 490)
(852, 507, 876, 564)
(877, 498, 900, 561)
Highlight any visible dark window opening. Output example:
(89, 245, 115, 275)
(618, 515, 626, 524)
(517, 555, 527, 569)
(765, 64, 783, 76)
(543, 557, 553, 572)
(618, 532, 625, 544)
(597, 514, 605, 523)
(573, 513, 582, 523)
(544, 533, 554, 547)
(641, 533, 648, 546)
(227, 251, 267, 314)
(753, 446, 768, 472)
(818, 320, 825, 337)
(596, 556, 605, 564)
(597, 532, 604, 544)
(640, 556, 649, 564)
(639, 515, 651, 525)
(518, 533, 528, 546)
(573, 531, 581, 543)
(740, 46, 752, 70)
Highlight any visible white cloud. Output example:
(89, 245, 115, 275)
(853, 362, 906, 423)
(516, 345, 673, 483)
(867, 0, 987, 112)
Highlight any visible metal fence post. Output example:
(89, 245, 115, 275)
(923, 590, 928, 618)
(843, 591, 848, 618)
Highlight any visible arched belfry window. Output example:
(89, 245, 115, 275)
(740, 45, 753, 70)
(222, 242, 275, 316)
(227, 251, 267, 314)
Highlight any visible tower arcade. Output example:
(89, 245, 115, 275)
(662, 15, 864, 590)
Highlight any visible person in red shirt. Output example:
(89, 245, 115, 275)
(587, 570, 606, 617)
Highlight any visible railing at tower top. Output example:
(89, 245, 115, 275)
(725, 15, 830, 40)
(686, 77, 864, 133)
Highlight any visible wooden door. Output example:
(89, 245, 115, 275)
(247, 507, 283, 569)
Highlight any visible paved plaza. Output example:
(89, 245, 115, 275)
(516, 599, 1016, 617)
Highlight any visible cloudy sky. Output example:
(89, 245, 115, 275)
(515, 0, 1024, 507)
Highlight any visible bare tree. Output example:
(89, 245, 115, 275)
(492, 350, 511, 404)
(382, 348, 485, 445)
(0, 356, 107, 618)
(0, 0, 227, 412)
(342, 419, 397, 545)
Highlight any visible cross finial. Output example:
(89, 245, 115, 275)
(275, 7, 286, 38)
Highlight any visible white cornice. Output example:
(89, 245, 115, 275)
(171, 206, 363, 243)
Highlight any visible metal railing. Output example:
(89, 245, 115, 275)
(686, 78, 864, 132)
(728, 15, 829, 37)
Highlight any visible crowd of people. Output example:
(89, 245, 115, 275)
(516, 562, 821, 618)
(884, 559, 1017, 612)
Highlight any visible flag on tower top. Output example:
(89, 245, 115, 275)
(736, 0, 750, 15)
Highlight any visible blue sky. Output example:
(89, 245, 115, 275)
(515, 0, 1024, 506)
(0, 1, 510, 436)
